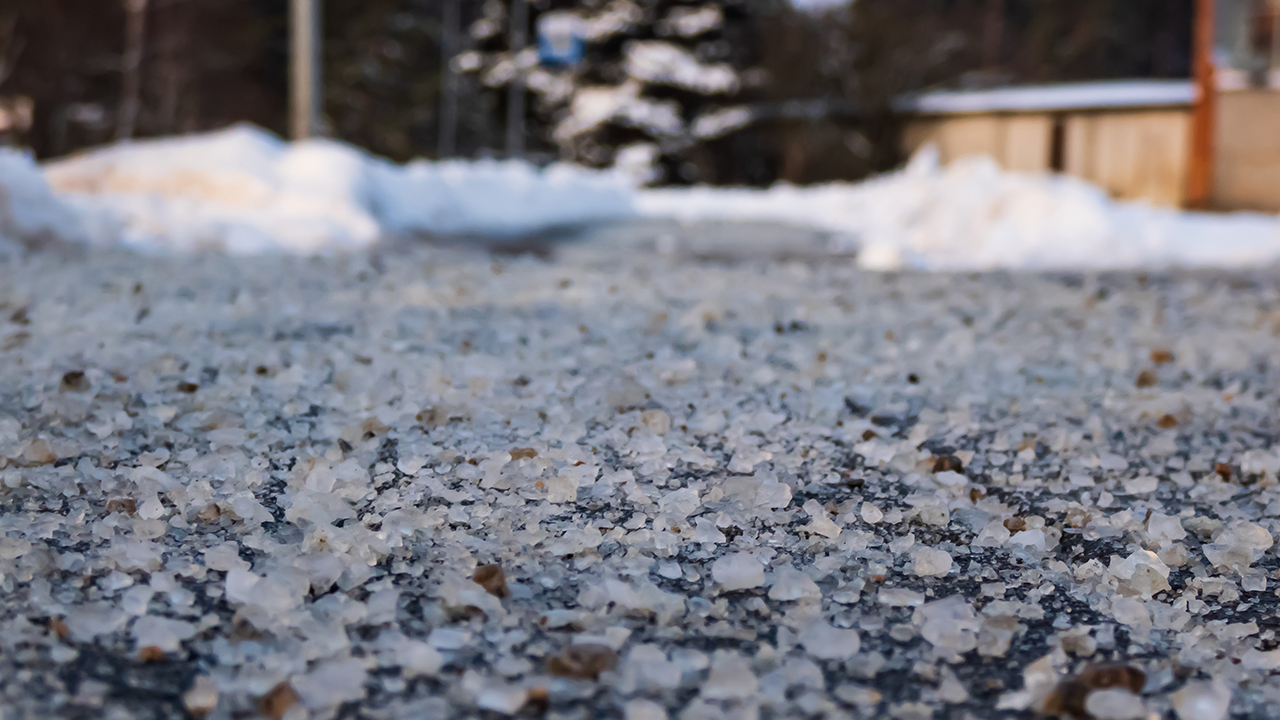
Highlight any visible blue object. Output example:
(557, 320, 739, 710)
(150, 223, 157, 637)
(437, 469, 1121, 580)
(537, 13, 585, 66)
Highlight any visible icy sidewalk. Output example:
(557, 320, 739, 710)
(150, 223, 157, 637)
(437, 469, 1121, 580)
(1, 244, 1276, 718)
(3, 124, 1280, 270)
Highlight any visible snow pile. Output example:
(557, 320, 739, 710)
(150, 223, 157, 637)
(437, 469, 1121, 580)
(28, 126, 1280, 270)
(43, 124, 633, 254)
(0, 148, 85, 252)
(636, 146, 1280, 271)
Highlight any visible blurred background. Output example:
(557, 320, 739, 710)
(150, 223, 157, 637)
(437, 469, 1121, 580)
(0, 0, 1276, 209)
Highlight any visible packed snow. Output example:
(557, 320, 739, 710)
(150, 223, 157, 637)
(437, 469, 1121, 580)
(3, 125, 1280, 271)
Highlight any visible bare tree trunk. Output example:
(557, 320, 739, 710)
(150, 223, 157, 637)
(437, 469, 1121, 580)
(156, 2, 189, 134)
(982, 0, 1005, 69)
(506, 0, 527, 158)
(117, 0, 150, 140)
(438, 0, 460, 158)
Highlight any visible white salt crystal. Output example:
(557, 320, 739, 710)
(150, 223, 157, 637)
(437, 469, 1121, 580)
(728, 447, 772, 474)
(888, 534, 916, 555)
(292, 658, 369, 709)
(711, 553, 765, 591)
(1121, 476, 1158, 495)
(768, 566, 822, 602)
(1144, 512, 1186, 547)
(132, 615, 196, 653)
(427, 627, 472, 649)
(625, 698, 669, 720)
(797, 621, 860, 660)
(1110, 597, 1151, 632)
(203, 542, 250, 573)
(1108, 550, 1170, 598)
(121, 586, 155, 616)
(1009, 528, 1048, 552)
(398, 639, 445, 677)
(182, 675, 219, 717)
(911, 547, 952, 577)
(1084, 688, 1146, 720)
(658, 488, 700, 519)
(802, 499, 841, 539)
(974, 519, 1011, 547)
(860, 503, 884, 524)
(640, 409, 671, 435)
(996, 654, 1061, 711)
(1172, 679, 1231, 720)
(878, 588, 925, 607)
(701, 650, 758, 700)
(918, 596, 979, 653)
(1241, 648, 1280, 671)
(64, 602, 129, 641)
(476, 683, 529, 715)
(1203, 521, 1273, 571)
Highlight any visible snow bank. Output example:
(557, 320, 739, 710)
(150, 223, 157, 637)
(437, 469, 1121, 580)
(636, 147, 1280, 271)
(43, 125, 633, 254)
(30, 125, 1280, 270)
(0, 148, 84, 252)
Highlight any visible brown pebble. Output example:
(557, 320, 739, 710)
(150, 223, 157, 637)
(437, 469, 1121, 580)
(969, 487, 985, 503)
(1003, 517, 1027, 532)
(1150, 348, 1174, 364)
(473, 564, 509, 598)
(1135, 369, 1157, 388)
(106, 498, 138, 515)
(177, 381, 200, 393)
(524, 686, 550, 715)
(1157, 414, 1178, 429)
(197, 503, 221, 523)
(546, 644, 618, 680)
(261, 683, 299, 720)
(416, 407, 445, 427)
(1215, 462, 1232, 481)
(932, 455, 964, 473)
(50, 617, 69, 639)
(22, 439, 57, 466)
(861, 429, 879, 441)
(1044, 663, 1146, 718)
(60, 370, 91, 393)
(510, 448, 538, 460)
(139, 645, 167, 662)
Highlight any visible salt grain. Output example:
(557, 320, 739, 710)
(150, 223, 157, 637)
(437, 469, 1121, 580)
(1172, 679, 1231, 720)
(711, 553, 765, 591)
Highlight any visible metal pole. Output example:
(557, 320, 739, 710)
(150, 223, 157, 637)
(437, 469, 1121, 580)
(1187, 0, 1216, 209)
(290, 0, 322, 140)
(439, 0, 460, 158)
(506, 0, 527, 158)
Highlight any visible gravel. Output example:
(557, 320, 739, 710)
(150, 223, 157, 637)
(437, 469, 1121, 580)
(3, 229, 1280, 720)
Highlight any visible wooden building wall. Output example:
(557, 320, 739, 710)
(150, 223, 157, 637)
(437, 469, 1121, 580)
(1215, 90, 1280, 212)
(903, 108, 1190, 207)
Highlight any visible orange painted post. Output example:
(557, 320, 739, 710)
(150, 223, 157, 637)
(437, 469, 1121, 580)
(1187, 0, 1217, 209)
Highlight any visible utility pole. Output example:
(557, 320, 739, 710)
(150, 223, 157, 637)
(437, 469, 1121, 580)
(290, 0, 322, 140)
(506, 0, 528, 158)
(439, 0, 460, 158)
(116, 0, 150, 140)
(1187, 0, 1217, 209)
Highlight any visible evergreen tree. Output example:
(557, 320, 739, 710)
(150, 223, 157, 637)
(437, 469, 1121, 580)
(456, 0, 774, 183)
